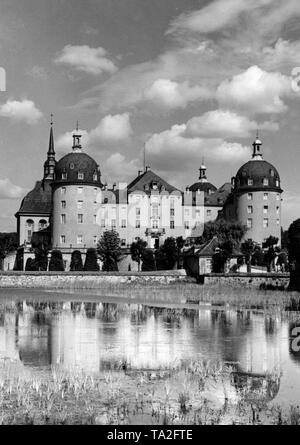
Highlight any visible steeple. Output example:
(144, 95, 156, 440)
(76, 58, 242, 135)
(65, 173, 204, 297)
(252, 130, 263, 160)
(72, 120, 82, 152)
(199, 159, 208, 183)
(44, 114, 56, 180)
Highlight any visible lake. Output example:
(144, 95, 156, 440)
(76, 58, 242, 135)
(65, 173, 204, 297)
(0, 286, 300, 425)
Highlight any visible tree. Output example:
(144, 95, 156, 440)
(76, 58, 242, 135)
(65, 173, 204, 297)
(84, 248, 100, 271)
(0, 233, 18, 269)
(70, 250, 84, 271)
(201, 219, 247, 247)
(155, 237, 178, 270)
(97, 230, 121, 272)
(241, 240, 256, 273)
(141, 249, 156, 271)
(25, 257, 38, 271)
(263, 236, 279, 272)
(288, 219, 300, 291)
(49, 250, 65, 271)
(176, 237, 185, 269)
(130, 238, 147, 271)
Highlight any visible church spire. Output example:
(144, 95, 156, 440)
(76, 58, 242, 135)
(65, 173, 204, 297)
(252, 130, 263, 160)
(44, 114, 56, 180)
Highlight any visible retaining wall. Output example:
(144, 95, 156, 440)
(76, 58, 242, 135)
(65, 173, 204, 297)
(203, 273, 290, 289)
(0, 270, 188, 289)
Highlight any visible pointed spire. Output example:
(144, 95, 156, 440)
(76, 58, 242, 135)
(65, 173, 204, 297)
(44, 113, 56, 180)
(48, 113, 55, 155)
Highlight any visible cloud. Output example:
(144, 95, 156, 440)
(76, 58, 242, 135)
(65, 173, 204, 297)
(145, 124, 250, 172)
(89, 113, 133, 144)
(216, 66, 292, 114)
(25, 65, 48, 80)
(185, 110, 279, 138)
(144, 78, 211, 110)
(104, 153, 139, 181)
(56, 113, 133, 153)
(0, 178, 27, 199)
(55, 45, 117, 75)
(0, 99, 43, 124)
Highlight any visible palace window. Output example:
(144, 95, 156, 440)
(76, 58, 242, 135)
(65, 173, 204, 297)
(38, 219, 47, 230)
(264, 206, 268, 214)
(77, 187, 83, 194)
(25, 219, 34, 243)
(61, 214, 66, 224)
(60, 235, 66, 244)
(152, 220, 159, 229)
(276, 194, 280, 201)
(77, 200, 83, 210)
(136, 207, 141, 217)
(276, 206, 280, 215)
(170, 221, 175, 229)
(247, 219, 253, 229)
(111, 219, 116, 229)
(184, 221, 190, 230)
(61, 200, 66, 209)
(247, 206, 253, 214)
(61, 187, 66, 195)
(136, 220, 141, 229)
(264, 193, 268, 200)
(78, 214, 83, 224)
(263, 218, 269, 228)
(248, 193, 253, 200)
(93, 236, 98, 245)
(77, 235, 83, 244)
(121, 219, 127, 228)
(93, 215, 97, 224)
(101, 219, 106, 228)
(170, 208, 175, 217)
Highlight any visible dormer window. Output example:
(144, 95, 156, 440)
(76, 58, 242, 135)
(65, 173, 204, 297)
(276, 179, 280, 187)
(62, 171, 67, 180)
(70, 163, 74, 170)
(248, 178, 253, 186)
(152, 182, 158, 190)
(78, 172, 84, 180)
(270, 169, 275, 177)
(263, 178, 269, 186)
(93, 171, 98, 181)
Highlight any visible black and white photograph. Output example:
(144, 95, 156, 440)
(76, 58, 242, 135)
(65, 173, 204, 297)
(0, 0, 300, 430)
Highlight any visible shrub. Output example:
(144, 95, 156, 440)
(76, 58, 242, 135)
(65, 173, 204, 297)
(70, 250, 83, 271)
(84, 248, 99, 271)
(49, 250, 65, 271)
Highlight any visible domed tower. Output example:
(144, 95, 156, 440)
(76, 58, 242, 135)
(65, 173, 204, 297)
(51, 124, 103, 256)
(230, 134, 283, 246)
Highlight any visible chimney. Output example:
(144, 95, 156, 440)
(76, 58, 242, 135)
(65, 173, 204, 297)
(138, 170, 143, 176)
(146, 166, 150, 172)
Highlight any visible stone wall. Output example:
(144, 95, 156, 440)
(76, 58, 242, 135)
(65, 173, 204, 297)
(0, 270, 188, 289)
(203, 273, 289, 289)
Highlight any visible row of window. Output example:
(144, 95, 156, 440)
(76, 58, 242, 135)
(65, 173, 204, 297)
(60, 187, 99, 195)
(247, 206, 280, 214)
(246, 178, 280, 187)
(247, 193, 281, 201)
(61, 172, 98, 181)
(247, 218, 280, 229)
(59, 235, 127, 247)
(61, 214, 98, 224)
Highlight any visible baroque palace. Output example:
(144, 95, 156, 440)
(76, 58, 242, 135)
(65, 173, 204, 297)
(8, 121, 283, 271)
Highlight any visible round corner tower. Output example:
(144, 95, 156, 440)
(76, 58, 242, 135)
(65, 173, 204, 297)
(51, 128, 103, 251)
(232, 135, 283, 246)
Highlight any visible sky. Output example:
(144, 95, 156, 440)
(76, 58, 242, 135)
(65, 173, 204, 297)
(1, 0, 300, 231)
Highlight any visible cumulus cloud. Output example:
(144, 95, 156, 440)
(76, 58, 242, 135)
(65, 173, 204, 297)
(56, 113, 133, 153)
(104, 153, 139, 180)
(55, 45, 117, 75)
(144, 78, 211, 110)
(0, 99, 43, 124)
(89, 113, 133, 144)
(185, 110, 279, 139)
(216, 66, 292, 114)
(145, 124, 250, 172)
(0, 178, 27, 199)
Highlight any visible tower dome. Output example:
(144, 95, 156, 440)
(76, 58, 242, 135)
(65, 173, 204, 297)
(54, 128, 102, 187)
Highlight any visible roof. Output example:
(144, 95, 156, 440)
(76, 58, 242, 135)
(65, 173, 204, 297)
(16, 181, 52, 215)
(127, 170, 181, 194)
(235, 160, 282, 192)
(54, 152, 102, 186)
(189, 182, 217, 194)
(197, 236, 219, 256)
(204, 183, 233, 207)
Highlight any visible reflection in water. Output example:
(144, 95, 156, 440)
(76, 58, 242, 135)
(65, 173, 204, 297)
(0, 298, 300, 406)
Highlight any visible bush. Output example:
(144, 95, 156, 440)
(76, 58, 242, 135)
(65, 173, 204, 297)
(25, 258, 38, 271)
(49, 250, 65, 271)
(70, 250, 83, 271)
(84, 248, 99, 271)
(141, 249, 156, 271)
